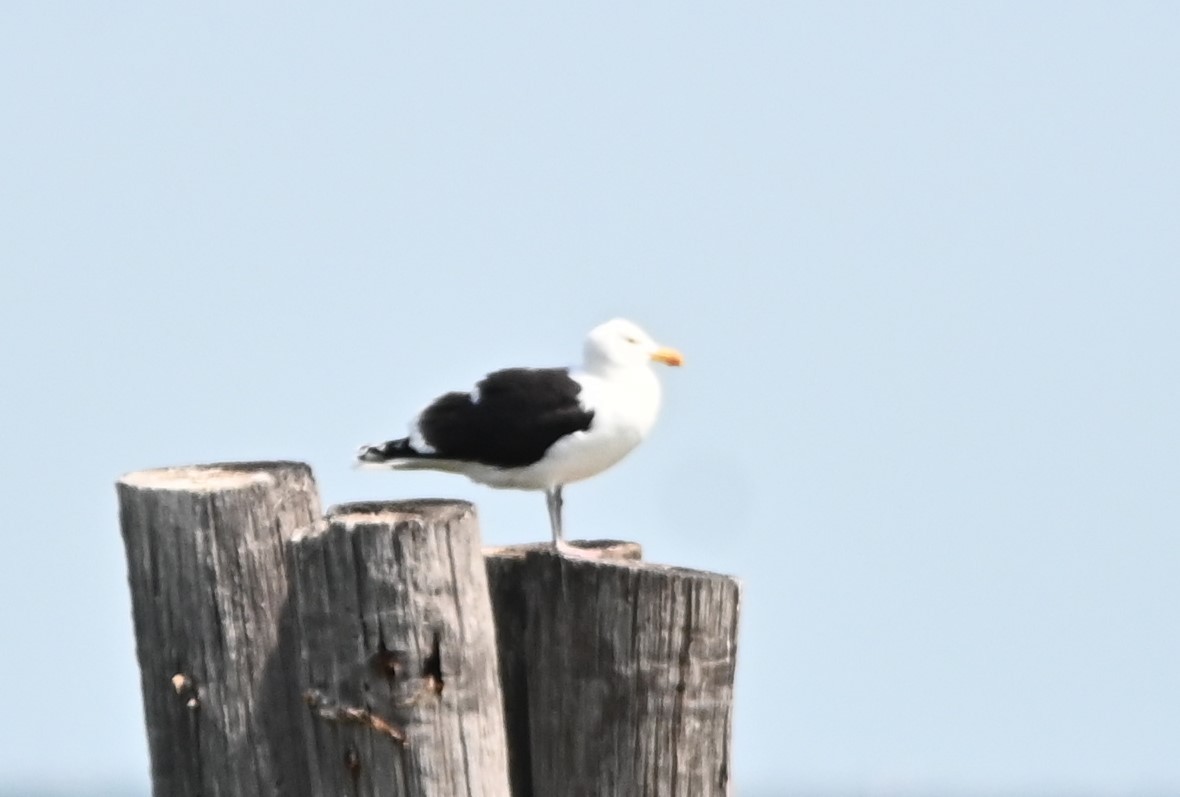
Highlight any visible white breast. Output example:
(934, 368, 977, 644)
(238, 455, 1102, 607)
(456, 364, 663, 491)
(546, 367, 662, 482)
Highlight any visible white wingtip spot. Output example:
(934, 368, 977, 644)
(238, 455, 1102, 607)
(408, 426, 436, 455)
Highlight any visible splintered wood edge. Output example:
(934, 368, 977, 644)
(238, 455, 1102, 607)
(484, 540, 644, 562)
(117, 461, 310, 492)
(289, 499, 477, 543)
(488, 542, 740, 583)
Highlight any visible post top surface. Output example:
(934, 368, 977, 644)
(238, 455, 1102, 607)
(484, 540, 643, 562)
(118, 461, 310, 492)
(307, 499, 475, 534)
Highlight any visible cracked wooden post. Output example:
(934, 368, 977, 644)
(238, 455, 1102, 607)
(116, 461, 322, 797)
(485, 540, 641, 797)
(486, 545, 741, 797)
(289, 500, 511, 796)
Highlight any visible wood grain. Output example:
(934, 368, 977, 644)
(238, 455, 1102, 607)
(487, 544, 740, 797)
(117, 461, 321, 797)
(290, 500, 511, 797)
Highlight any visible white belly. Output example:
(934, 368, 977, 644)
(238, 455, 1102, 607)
(465, 368, 662, 490)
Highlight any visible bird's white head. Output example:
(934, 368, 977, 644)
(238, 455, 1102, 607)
(583, 318, 684, 372)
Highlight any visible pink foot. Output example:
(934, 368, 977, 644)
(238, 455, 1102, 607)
(554, 540, 607, 560)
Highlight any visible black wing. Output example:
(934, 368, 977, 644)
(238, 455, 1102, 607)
(416, 367, 594, 468)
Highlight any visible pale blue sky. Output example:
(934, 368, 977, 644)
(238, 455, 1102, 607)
(2, 3, 1179, 795)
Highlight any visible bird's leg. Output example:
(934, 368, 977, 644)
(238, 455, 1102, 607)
(547, 486, 603, 560)
(547, 486, 578, 557)
(553, 485, 564, 541)
(546, 487, 564, 549)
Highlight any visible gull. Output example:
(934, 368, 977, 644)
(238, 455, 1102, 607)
(357, 318, 683, 556)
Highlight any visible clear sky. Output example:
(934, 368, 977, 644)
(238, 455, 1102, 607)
(2, 3, 1178, 795)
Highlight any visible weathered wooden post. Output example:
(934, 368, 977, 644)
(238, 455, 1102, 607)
(486, 544, 741, 797)
(119, 458, 741, 796)
(117, 461, 322, 797)
(486, 541, 642, 796)
(289, 500, 512, 796)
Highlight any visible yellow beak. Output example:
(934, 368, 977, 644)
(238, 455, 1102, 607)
(650, 346, 685, 367)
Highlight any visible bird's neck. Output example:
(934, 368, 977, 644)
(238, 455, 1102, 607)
(578, 361, 662, 408)
(581, 357, 646, 380)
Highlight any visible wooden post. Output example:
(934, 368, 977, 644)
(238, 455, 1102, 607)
(119, 459, 741, 795)
(289, 500, 511, 796)
(486, 545, 741, 797)
(117, 461, 322, 797)
(485, 540, 642, 797)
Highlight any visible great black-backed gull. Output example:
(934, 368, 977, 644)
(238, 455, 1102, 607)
(357, 318, 683, 556)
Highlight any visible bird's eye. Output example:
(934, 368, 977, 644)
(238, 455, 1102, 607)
(625, 336, 639, 344)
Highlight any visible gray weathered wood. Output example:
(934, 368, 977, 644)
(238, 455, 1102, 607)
(117, 461, 322, 797)
(289, 500, 511, 797)
(486, 545, 740, 797)
(485, 540, 642, 797)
